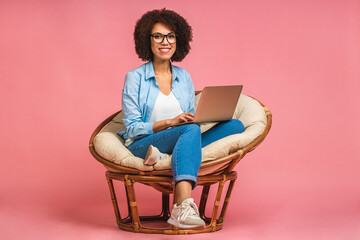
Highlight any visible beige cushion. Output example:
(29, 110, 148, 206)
(93, 93, 267, 171)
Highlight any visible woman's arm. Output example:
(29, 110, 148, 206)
(122, 72, 154, 139)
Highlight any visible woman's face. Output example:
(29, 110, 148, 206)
(150, 22, 177, 62)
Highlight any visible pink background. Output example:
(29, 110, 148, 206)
(1, 0, 360, 239)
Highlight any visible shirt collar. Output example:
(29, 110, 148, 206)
(145, 60, 179, 82)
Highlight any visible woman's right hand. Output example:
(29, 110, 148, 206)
(153, 113, 195, 133)
(169, 113, 195, 126)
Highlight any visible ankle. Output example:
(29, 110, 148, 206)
(175, 181, 192, 205)
(176, 197, 192, 206)
(176, 199, 184, 206)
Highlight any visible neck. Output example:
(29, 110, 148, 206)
(152, 58, 172, 75)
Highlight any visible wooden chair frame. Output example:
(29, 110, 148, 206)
(89, 95, 272, 234)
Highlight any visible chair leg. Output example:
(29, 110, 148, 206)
(209, 178, 226, 229)
(218, 179, 236, 224)
(161, 193, 170, 220)
(199, 185, 210, 218)
(124, 175, 141, 232)
(106, 175, 122, 225)
(124, 181, 132, 222)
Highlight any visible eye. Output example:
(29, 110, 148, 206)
(168, 34, 176, 39)
(153, 34, 162, 39)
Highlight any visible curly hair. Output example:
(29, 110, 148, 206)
(134, 8, 193, 62)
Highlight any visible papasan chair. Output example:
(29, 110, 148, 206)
(89, 91, 272, 234)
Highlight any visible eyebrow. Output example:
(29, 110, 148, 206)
(152, 32, 175, 35)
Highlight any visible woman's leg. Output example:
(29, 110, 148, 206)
(127, 126, 182, 158)
(127, 124, 202, 201)
(171, 124, 201, 204)
(201, 119, 245, 147)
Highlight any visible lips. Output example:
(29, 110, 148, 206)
(159, 48, 171, 53)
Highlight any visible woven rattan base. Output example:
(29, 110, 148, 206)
(105, 171, 238, 234)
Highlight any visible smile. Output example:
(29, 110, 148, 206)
(159, 48, 171, 53)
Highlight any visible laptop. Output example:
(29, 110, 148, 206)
(174, 85, 243, 125)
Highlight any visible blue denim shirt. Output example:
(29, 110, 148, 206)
(117, 61, 195, 145)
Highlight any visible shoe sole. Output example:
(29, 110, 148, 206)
(167, 217, 205, 229)
(144, 146, 156, 165)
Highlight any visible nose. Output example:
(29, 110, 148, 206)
(161, 39, 170, 45)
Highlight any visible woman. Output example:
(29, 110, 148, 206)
(118, 8, 245, 229)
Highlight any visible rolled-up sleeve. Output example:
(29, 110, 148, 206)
(122, 72, 154, 140)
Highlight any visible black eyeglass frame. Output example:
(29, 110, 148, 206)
(150, 32, 178, 44)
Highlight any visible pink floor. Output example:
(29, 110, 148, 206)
(1, 169, 360, 240)
(1, 200, 359, 240)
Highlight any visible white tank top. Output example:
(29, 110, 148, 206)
(149, 91, 183, 122)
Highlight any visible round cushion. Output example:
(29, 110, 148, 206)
(93, 93, 267, 171)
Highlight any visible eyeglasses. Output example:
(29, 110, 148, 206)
(150, 32, 177, 44)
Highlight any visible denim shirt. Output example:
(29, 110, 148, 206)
(117, 61, 195, 145)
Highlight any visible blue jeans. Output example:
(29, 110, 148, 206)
(127, 119, 245, 189)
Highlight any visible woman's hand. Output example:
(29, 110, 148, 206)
(169, 113, 194, 126)
(153, 113, 195, 133)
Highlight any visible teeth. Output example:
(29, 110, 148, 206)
(159, 48, 170, 52)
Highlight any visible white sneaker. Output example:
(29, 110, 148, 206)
(144, 145, 169, 165)
(167, 198, 205, 229)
